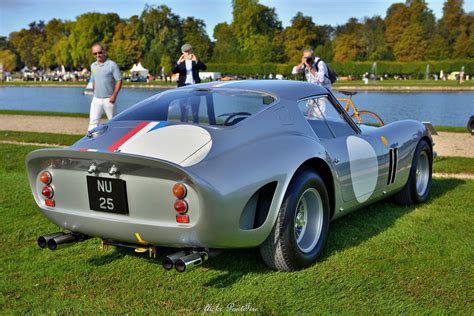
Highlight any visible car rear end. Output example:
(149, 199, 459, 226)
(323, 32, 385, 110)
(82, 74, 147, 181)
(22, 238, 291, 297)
(26, 148, 216, 248)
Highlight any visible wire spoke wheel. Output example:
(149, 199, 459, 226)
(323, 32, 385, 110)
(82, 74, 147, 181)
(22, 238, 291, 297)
(293, 188, 323, 253)
(416, 151, 430, 196)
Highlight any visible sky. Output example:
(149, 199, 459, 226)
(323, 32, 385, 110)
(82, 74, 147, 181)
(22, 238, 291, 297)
(1, 0, 473, 39)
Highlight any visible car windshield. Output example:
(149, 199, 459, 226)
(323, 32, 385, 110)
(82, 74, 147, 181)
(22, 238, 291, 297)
(111, 88, 277, 126)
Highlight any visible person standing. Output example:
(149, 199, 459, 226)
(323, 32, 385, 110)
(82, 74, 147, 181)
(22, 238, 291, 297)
(172, 43, 207, 87)
(88, 43, 122, 131)
(172, 44, 207, 123)
(292, 48, 332, 90)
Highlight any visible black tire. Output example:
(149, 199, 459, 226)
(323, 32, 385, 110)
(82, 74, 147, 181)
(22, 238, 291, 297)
(351, 110, 385, 127)
(393, 140, 432, 205)
(259, 168, 330, 271)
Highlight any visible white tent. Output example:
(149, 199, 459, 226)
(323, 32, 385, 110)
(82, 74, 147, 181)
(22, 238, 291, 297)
(130, 62, 149, 77)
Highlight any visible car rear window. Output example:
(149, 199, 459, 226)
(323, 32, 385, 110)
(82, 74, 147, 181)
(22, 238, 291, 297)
(111, 88, 277, 126)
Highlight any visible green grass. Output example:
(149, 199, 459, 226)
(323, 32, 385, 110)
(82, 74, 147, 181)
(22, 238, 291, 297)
(434, 156, 474, 174)
(0, 143, 473, 313)
(0, 130, 84, 146)
(334, 79, 474, 87)
(0, 109, 90, 118)
(434, 126, 469, 133)
(0, 80, 176, 87)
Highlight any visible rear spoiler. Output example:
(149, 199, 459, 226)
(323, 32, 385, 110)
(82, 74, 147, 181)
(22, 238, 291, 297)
(25, 148, 214, 189)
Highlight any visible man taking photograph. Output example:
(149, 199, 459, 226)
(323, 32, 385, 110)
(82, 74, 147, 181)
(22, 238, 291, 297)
(292, 48, 332, 90)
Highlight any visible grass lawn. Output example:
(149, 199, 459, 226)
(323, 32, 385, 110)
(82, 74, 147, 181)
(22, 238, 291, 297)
(0, 80, 176, 87)
(0, 130, 84, 146)
(0, 143, 473, 313)
(333, 79, 474, 87)
(433, 156, 474, 174)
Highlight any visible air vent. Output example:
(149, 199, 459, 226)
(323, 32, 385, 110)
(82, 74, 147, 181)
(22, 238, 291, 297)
(387, 148, 398, 185)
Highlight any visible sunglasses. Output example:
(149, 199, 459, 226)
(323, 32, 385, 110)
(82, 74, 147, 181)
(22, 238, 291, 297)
(93, 51, 103, 56)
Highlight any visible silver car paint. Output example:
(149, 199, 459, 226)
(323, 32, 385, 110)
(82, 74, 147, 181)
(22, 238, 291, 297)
(26, 80, 432, 248)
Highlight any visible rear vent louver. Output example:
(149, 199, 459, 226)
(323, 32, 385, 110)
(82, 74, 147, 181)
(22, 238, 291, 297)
(387, 148, 398, 185)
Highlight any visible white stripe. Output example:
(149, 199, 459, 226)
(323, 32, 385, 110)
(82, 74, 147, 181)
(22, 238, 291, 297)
(116, 122, 159, 150)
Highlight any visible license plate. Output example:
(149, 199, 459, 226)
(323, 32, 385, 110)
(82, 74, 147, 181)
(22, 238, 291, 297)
(87, 176, 129, 215)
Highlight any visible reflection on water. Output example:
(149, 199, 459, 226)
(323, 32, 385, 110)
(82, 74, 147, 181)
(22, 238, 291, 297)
(0, 86, 473, 127)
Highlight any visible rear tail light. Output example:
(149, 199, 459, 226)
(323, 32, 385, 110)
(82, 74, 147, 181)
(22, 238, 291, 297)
(176, 214, 190, 224)
(172, 183, 187, 199)
(39, 171, 52, 184)
(45, 199, 55, 207)
(41, 185, 54, 199)
(174, 199, 188, 214)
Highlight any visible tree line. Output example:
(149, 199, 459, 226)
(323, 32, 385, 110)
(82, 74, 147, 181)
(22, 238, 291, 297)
(0, 0, 472, 74)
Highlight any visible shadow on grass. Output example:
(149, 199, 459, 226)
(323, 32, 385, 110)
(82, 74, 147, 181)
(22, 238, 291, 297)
(87, 178, 464, 287)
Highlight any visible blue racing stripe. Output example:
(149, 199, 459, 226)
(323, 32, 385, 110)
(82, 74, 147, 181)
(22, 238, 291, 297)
(147, 121, 168, 133)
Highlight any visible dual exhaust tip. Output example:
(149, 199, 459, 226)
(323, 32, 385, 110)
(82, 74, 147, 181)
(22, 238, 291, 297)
(37, 232, 90, 250)
(38, 232, 208, 272)
(162, 251, 208, 272)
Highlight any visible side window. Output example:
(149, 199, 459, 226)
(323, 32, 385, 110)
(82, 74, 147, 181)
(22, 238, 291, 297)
(298, 96, 356, 139)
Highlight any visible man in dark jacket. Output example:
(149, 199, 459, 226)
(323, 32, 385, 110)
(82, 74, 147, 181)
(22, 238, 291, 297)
(171, 43, 207, 123)
(171, 43, 207, 87)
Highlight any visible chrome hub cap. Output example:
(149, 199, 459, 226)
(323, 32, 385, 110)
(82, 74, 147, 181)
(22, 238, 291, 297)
(416, 151, 430, 196)
(294, 188, 324, 253)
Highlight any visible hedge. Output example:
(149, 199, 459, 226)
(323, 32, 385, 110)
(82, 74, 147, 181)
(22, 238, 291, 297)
(206, 60, 474, 77)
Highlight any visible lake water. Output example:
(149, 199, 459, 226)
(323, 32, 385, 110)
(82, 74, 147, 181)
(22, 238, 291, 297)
(0, 86, 473, 127)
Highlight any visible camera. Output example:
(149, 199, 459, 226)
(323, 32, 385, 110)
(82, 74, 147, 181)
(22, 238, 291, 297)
(305, 56, 314, 65)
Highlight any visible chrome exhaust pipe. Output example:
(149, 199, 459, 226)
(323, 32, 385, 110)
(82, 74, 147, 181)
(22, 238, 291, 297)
(37, 232, 65, 248)
(47, 233, 90, 251)
(162, 251, 187, 270)
(175, 252, 208, 273)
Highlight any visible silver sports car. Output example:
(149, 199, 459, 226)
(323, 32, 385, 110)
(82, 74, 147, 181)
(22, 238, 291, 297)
(26, 80, 433, 272)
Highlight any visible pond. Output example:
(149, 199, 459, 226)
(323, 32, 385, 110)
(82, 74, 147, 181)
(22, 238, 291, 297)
(0, 86, 472, 127)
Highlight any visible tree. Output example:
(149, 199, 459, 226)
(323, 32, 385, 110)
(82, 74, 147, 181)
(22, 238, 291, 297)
(231, 0, 282, 61)
(282, 12, 318, 63)
(440, 0, 464, 43)
(109, 16, 142, 69)
(182, 17, 212, 61)
(67, 13, 120, 69)
(394, 23, 427, 61)
(384, 3, 411, 49)
(212, 22, 240, 62)
(359, 16, 388, 60)
(9, 22, 46, 68)
(140, 5, 183, 73)
(452, 27, 470, 58)
(40, 19, 69, 69)
(425, 34, 450, 60)
(333, 33, 360, 62)
(0, 49, 17, 71)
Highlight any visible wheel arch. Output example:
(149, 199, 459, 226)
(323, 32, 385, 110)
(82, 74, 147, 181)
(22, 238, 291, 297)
(294, 158, 336, 220)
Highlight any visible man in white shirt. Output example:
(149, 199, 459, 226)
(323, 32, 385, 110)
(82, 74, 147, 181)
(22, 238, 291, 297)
(292, 48, 332, 90)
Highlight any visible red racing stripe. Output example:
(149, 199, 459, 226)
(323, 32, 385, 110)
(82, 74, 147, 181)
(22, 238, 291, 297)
(108, 121, 150, 152)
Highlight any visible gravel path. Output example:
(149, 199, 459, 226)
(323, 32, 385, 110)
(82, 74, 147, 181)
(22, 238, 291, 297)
(1, 114, 473, 158)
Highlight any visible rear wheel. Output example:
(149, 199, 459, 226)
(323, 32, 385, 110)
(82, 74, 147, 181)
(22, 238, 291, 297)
(393, 140, 432, 205)
(259, 168, 330, 271)
(352, 110, 384, 127)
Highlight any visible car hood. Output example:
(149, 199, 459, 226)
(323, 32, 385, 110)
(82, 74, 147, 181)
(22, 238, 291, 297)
(72, 121, 213, 167)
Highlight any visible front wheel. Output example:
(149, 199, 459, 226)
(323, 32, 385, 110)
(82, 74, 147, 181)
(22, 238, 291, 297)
(259, 168, 330, 271)
(352, 110, 384, 127)
(393, 140, 432, 205)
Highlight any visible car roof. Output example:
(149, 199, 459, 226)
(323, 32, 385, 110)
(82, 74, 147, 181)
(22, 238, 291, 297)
(191, 80, 329, 101)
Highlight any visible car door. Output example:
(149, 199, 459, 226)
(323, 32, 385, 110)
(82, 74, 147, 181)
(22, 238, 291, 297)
(298, 95, 384, 203)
